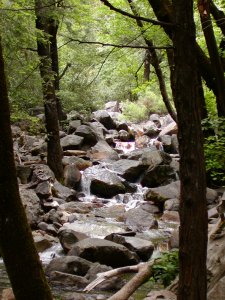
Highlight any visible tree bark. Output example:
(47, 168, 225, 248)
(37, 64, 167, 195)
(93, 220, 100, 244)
(198, 0, 225, 117)
(49, 16, 67, 121)
(143, 49, 151, 81)
(0, 37, 53, 300)
(127, 0, 177, 122)
(172, 0, 208, 299)
(147, 0, 218, 97)
(35, 0, 64, 181)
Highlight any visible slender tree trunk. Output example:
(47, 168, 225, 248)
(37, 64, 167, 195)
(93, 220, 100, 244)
(0, 37, 53, 300)
(172, 0, 208, 299)
(143, 49, 151, 81)
(148, 0, 218, 97)
(127, 0, 177, 122)
(49, 17, 66, 121)
(198, 0, 225, 117)
(35, 0, 64, 180)
(210, 0, 225, 36)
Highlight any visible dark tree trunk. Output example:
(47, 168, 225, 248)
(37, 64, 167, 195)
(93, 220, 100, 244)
(143, 49, 151, 81)
(172, 0, 208, 299)
(210, 0, 225, 36)
(127, 0, 177, 122)
(198, 0, 225, 117)
(0, 37, 53, 300)
(49, 17, 67, 121)
(35, 0, 64, 180)
(147, 0, 218, 97)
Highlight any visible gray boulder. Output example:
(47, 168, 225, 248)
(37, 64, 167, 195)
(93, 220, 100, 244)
(124, 207, 158, 231)
(92, 110, 117, 130)
(89, 140, 119, 161)
(141, 165, 177, 188)
(58, 229, 88, 253)
(63, 164, 81, 189)
(52, 180, 78, 202)
(105, 234, 154, 261)
(108, 159, 147, 182)
(75, 125, 99, 148)
(60, 135, 84, 150)
(20, 185, 42, 227)
(68, 238, 140, 268)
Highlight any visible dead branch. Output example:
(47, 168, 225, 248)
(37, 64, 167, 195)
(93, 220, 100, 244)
(84, 261, 155, 300)
(60, 36, 173, 50)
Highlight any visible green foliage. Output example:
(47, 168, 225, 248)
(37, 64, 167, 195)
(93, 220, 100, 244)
(150, 250, 179, 287)
(202, 117, 225, 186)
(10, 110, 44, 135)
(120, 99, 148, 122)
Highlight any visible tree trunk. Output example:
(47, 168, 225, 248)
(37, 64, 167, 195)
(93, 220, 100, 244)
(143, 49, 151, 81)
(210, 0, 225, 36)
(49, 17, 67, 121)
(147, 0, 218, 97)
(35, 0, 64, 181)
(198, 0, 225, 117)
(127, 0, 177, 122)
(172, 0, 208, 299)
(0, 37, 53, 300)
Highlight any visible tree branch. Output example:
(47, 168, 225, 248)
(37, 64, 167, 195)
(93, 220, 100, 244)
(100, 0, 173, 27)
(58, 62, 71, 81)
(59, 36, 173, 50)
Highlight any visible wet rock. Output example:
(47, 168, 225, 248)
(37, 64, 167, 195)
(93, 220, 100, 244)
(60, 135, 84, 150)
(33, 234, 53, 252)
(94, 205, 126, 220)
(158, 134, 173, 153)
(89, 140, 119, 161)
(64, 164, 81, 189)
(92, 110, 117, 130)
(68, 238, 140, 268)
(141, 165, 177, 188)
(105, 234, 154, 261)
(82, 166, 126, 198)
(52, 180, 78, 202)
(108, 159, 147, 182)
(75, 125, 99, 148)
(46, 256, 92, 276)
(19, 185, 42, 227)
(124, 207, 158, 231)
(139, 202, 161, 214)
(141, 150, 172, 167)
(117, 121, 129, 132)
(118, 129, 130, 142)
(58, 229, 88, 253)
(144, 181, 218, 205)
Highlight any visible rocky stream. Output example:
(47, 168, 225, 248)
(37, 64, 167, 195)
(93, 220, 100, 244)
(1, 101, 225, 300)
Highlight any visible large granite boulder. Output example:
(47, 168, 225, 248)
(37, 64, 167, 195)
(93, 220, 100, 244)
(63, 164, 81, 189)
(75, 125, 99, 148)
(124, 207, 158, 232)
(108, 159, 147, 182)
(105, 234, 154, 261)
(60, 135, 84, 150)
(68, 238, 140, 268)
(92, 110, 117, 130)
(58, 229, 88, 253)
(141, 165, 177, 188)
(20, 185, 42, 227)
(89, 140, 119, 161)
(46, 256, 92, 276)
